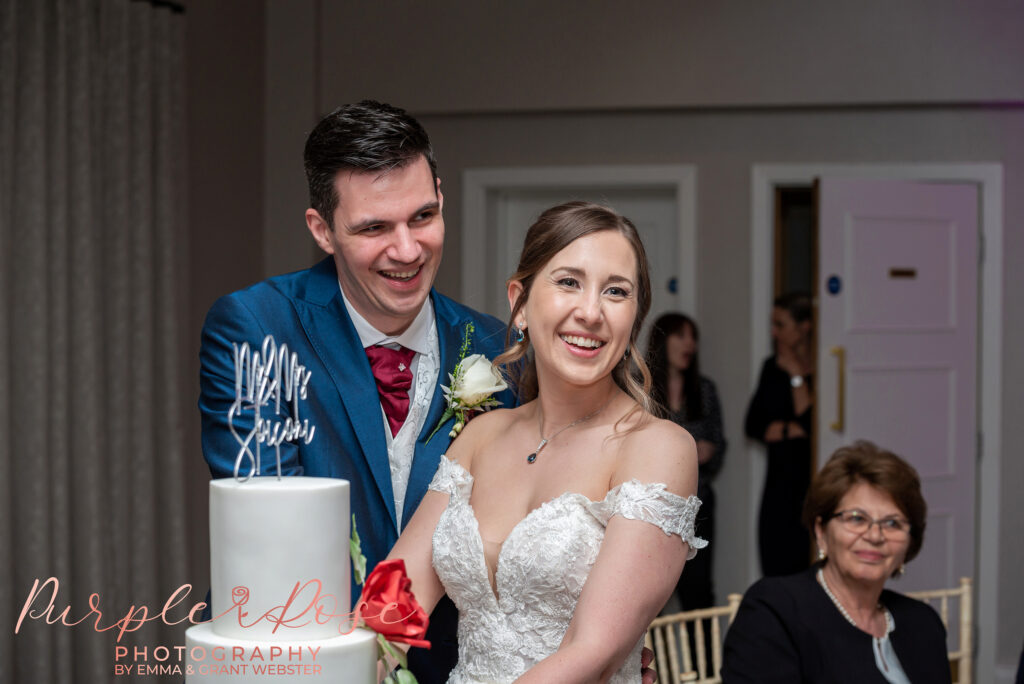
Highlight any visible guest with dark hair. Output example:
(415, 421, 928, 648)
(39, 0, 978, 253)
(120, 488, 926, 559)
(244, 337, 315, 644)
(744, 292, 815, 576)
(722, 441, 951, 683)
(646, 312, 725, 612)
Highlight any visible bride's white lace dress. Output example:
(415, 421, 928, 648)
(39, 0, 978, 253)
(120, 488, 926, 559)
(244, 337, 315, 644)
(429, 456, 706, 684)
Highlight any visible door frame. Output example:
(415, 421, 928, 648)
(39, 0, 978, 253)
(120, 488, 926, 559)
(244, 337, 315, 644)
(461, 165, 698, 316)
(750, 163, 1003, 683)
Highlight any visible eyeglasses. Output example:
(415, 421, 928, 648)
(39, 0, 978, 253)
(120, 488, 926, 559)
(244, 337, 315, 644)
(827, 509, 911, 538)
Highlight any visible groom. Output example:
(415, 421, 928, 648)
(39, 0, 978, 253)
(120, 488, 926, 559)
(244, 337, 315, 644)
(199, 100, 512, 682)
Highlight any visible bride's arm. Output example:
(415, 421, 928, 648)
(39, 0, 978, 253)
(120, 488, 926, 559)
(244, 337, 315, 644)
(372, 416, 484, 620)
(380, 492, 448, 616)
(514, 422, 698, 684)
(365, 421, 489, 682)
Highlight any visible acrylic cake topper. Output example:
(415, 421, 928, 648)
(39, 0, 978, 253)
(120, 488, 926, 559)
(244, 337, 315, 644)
(227, 335, 315, 481)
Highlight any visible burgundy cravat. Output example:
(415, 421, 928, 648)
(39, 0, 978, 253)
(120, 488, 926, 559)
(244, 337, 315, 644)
(365, 345, 416, 437)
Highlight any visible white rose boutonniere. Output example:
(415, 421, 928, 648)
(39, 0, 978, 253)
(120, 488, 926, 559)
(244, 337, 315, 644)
(453, 354, 507, 405)
(427, 323, 508, 442)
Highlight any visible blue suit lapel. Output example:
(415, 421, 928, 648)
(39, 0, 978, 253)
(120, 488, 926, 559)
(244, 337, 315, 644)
(402, 293, 467, 528)
(295, 259, 397, 530)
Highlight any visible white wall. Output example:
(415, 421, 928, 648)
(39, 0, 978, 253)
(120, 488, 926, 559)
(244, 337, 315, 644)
(319, 2, 1024, 111)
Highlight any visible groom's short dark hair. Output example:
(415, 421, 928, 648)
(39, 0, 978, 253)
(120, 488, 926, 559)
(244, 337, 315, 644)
(303, 100, 437, 226)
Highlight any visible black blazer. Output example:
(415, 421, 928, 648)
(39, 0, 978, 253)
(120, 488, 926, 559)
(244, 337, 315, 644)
(722, 567, 951, 683)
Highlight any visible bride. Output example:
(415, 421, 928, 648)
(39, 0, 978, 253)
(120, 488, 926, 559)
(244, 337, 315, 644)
(384, 201, 704, 683)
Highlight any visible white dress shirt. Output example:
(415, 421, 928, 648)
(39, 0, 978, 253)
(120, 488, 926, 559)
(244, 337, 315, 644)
(874, 611, 911, 684)
(340, 286, 439, 530)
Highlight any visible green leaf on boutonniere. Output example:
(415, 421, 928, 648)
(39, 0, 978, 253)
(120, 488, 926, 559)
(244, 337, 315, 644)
(350, 514, 367, 586)
(458, 322, 474, 358)
(425, 406, 455, 444)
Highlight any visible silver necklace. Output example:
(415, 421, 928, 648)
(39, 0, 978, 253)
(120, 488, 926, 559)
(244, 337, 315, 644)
(816, 568, 892, 635)
(527, 397, 613, 464)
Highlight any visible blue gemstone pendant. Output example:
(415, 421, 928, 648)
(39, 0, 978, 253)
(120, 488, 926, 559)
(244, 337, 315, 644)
(527, 438, 547, 464)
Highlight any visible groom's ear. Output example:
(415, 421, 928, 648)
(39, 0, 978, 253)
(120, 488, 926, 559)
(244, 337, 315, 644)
(507, 280, 525, 320)
(306, 208, 335, 255)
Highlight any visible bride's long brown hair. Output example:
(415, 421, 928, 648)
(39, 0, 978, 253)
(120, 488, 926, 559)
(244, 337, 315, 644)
(493, 201, 655, 418)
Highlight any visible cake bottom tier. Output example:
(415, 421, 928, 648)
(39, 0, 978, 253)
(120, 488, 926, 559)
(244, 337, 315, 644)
(184, 623, 377, 683)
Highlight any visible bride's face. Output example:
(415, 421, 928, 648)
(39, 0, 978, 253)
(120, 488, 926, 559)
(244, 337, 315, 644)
(512, 230, 638, 390)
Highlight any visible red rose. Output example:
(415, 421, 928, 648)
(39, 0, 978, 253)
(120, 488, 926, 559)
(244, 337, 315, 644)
(358, 559, 431, 649)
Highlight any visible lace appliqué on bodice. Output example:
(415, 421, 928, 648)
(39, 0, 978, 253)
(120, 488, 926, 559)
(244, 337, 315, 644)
(428, 456, 706, 684)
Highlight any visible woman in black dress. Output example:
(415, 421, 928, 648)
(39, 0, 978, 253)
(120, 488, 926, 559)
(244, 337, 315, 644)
(648, 312, 726, 609)
(745, 293, 814, 577)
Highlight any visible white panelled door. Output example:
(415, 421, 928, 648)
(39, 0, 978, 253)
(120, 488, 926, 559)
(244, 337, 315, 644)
(816, 178, 978, 600)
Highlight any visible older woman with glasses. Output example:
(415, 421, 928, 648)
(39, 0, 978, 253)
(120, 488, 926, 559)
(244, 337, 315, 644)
(721, 441, 951, 683)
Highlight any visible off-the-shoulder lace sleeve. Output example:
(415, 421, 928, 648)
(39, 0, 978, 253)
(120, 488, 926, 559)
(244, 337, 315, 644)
(427, 454, 473, 500)
(590, 480, 708, 560)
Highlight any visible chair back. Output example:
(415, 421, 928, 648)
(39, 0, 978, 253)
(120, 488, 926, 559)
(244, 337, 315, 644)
(645, 594, 742, 684)
(905, 577, 972, 684)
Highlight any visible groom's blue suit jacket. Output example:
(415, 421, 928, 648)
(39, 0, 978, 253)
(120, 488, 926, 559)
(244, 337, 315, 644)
(199, 256, 513, 682)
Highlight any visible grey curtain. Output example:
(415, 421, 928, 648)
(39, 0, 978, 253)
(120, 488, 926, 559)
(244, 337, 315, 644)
(1, 2, 187, 682)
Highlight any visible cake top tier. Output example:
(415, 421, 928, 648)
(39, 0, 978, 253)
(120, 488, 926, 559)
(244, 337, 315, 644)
(208, 475, 353, 641)
(211, 476, 347, 492)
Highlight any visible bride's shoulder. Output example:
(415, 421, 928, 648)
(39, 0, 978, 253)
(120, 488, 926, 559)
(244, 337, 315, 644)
(445, 406, 519, 466)
(623, 416, 697, 465)
(457, 405, 519, 438)
(612, 415, 697, 496)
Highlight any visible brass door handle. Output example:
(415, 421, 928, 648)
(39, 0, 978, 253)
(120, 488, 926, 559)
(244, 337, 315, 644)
(830, 346, 845, 432)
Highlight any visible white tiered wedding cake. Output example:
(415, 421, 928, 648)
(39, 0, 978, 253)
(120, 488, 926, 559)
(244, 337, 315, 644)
(185, 477, 377, 683)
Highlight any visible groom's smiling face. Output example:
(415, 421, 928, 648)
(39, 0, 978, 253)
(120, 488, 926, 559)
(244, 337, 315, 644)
(307, 156, 444, 336)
